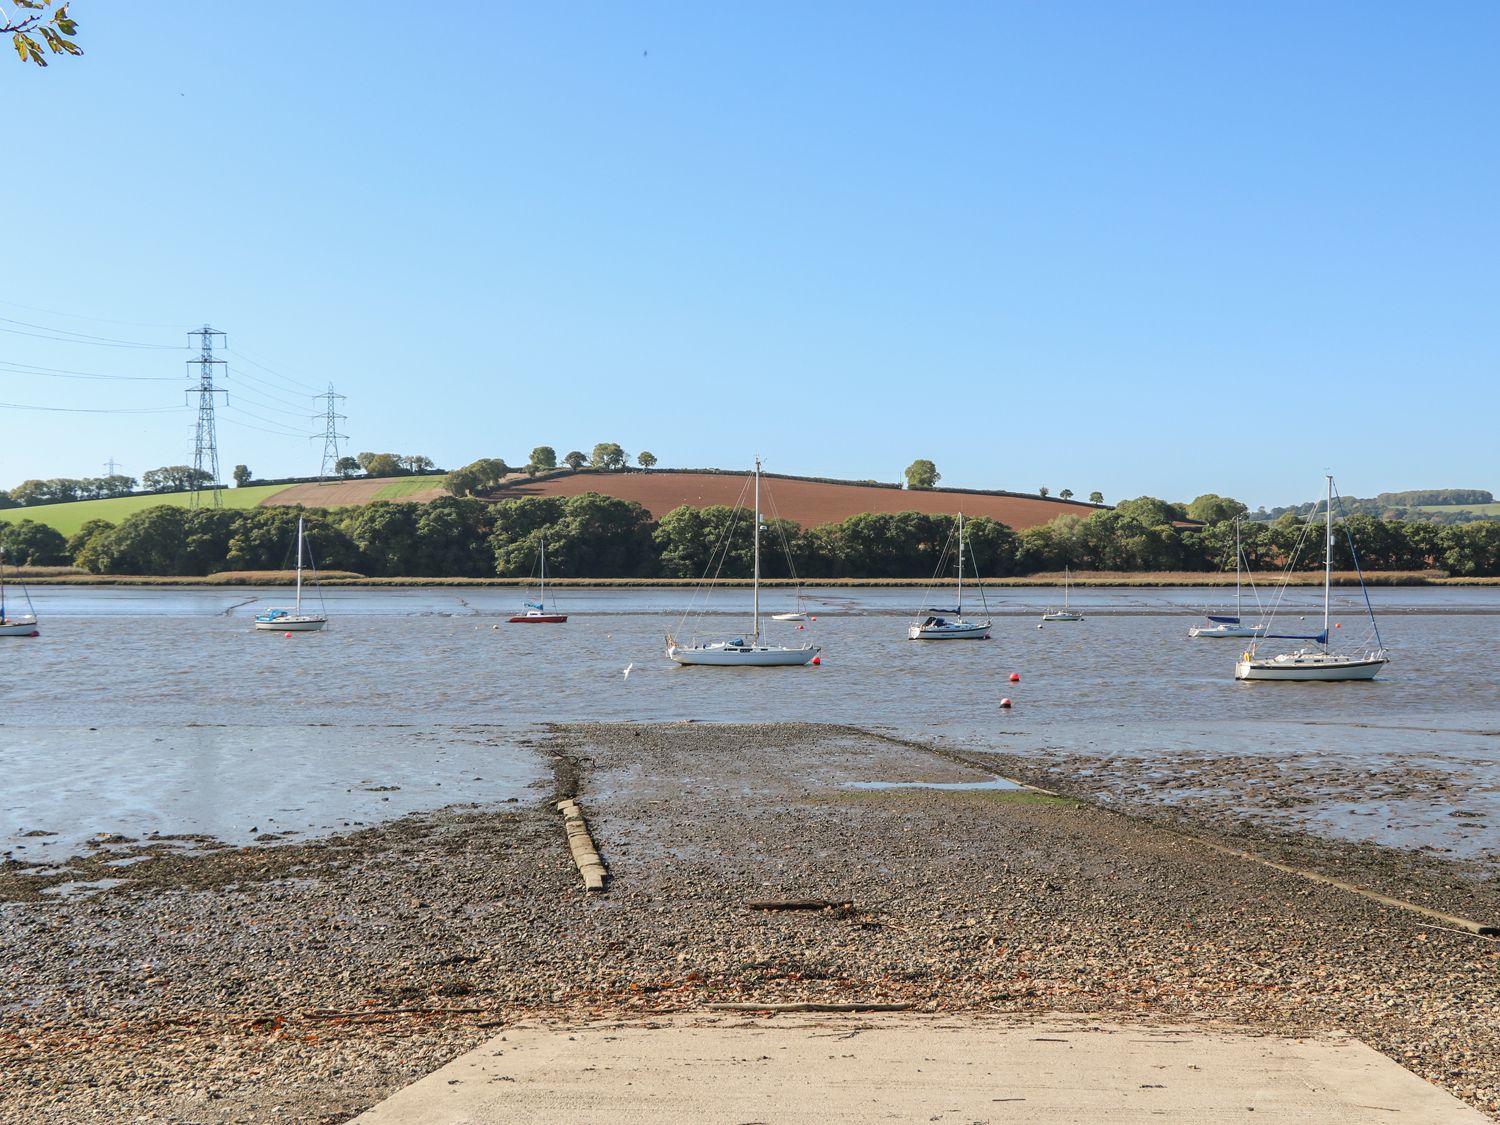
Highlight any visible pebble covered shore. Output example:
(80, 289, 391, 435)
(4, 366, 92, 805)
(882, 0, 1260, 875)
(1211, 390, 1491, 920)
(2, 722, 1497, 1124)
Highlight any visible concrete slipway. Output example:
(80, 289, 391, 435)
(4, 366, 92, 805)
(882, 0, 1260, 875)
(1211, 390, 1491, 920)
(353, 1014, 1488, 1124)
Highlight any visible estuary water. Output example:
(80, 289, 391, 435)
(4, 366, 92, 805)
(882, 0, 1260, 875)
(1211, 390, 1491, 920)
(4, 584, 1498, 861)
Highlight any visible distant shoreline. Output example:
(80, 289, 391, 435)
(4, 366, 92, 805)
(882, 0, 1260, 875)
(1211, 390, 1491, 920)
(15, 571, 1500, 588)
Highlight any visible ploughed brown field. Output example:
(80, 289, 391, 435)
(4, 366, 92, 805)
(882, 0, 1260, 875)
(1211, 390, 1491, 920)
(497, 471, 1097, 530)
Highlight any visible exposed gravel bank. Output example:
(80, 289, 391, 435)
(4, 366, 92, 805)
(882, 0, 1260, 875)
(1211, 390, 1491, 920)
(2, 722, 1496, 1123)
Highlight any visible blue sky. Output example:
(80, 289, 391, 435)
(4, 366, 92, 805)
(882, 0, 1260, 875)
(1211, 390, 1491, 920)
(3, 1, 1495, 510)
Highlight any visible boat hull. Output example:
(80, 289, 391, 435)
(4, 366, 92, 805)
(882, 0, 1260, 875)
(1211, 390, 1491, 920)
(255, 615, 327, 632)
(1189, 623, 1266, 638)
(667, 641, 820, 667)
(509, 613, 568, 623)
(1235, 652, 1387, 681)
(1041, 612, 1083, 622)
(0, 616, 40, 637)
(908, 619, 990, 640)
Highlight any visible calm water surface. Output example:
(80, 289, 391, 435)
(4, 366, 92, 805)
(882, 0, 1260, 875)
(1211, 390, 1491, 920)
(4, 584, 1497, 860)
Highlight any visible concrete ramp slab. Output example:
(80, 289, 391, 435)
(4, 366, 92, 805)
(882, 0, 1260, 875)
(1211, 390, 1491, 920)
(353, 1015, 1486, 1124)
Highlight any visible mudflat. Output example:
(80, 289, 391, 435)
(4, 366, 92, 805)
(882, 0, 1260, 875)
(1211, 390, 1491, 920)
(2, 723, 1496, 1124)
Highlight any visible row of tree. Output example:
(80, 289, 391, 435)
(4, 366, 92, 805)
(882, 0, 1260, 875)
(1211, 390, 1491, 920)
(5, 493, 1500, 578)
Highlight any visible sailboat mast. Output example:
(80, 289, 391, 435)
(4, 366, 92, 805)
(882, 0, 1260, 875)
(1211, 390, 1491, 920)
(1234, 517, 1242, 619)
(1323, 475, 1332, 648)
(540, 537, 546, 607)
(956, 513, 964, 613)
(752, 458, 761, 642)
(295, 517, 305, 613)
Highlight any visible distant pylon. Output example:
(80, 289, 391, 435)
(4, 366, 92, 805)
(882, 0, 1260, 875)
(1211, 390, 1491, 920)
(314, 383, 348, 480)
(103, 457, 121, 476)
(186, 325, 228, 509)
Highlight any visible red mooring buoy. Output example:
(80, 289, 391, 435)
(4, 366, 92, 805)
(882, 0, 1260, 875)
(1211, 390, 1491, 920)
(284, 632, 293, 638)
(1000, 697, 1012, 708)
(811, 655, 821, 666)
(1009, 672, 1021, 682)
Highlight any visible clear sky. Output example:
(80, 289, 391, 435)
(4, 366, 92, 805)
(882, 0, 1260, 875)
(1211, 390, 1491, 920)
(3, 1, 1496, 510)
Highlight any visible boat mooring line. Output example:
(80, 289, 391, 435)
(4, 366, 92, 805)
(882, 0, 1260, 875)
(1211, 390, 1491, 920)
(556, 799, 607, 893)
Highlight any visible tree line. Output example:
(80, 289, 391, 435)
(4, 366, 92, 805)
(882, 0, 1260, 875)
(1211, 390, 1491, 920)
(4, 492, 1499, 578)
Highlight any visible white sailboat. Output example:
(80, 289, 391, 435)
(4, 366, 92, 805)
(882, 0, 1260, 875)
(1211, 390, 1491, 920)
(1041, 567, 1083, 622)
(254, 517, 328, 632)
(1189, 517, 1267, 638)
(1235, 475, 1388, 682)
(509, 538, 568, 623)
(0, 546, 41, 637)
(908, 512, 992, 640)
(666, 459, 821, 667)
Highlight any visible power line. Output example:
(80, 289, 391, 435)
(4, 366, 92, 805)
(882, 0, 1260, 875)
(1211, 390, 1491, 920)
(0, 317, 184, 350)
(0, 297, 195, 331)
(0, 400, 181, 414)
(224, 402, 311, 434)
(225, 346, 322, 394)
(0, 357, 179, 381)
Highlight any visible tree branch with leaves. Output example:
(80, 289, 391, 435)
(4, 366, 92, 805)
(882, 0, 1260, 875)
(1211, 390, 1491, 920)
(7, 1, 81, 66)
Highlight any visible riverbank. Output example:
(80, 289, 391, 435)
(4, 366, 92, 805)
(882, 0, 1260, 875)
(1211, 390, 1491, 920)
(2, 723, 1496, 1124)
(13, 568, 1495, 587)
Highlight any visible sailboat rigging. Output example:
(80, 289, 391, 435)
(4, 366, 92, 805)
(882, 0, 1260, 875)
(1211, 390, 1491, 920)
(1235, 475, 1388, 681)
(666, 459, 821, 667)
(1042, 567, 1083, 622)
(509, 538, 568, 623)
(254, 517, 328, 632)
(908, 512, 992, 640)
(0, 546, 41, 637)
(1189, 517, 1267, 638)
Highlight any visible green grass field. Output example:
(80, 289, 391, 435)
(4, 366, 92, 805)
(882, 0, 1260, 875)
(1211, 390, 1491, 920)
(1, 484, 293, 538)
(374, 476, 449, 499)
(1412, 502, 1500, 517)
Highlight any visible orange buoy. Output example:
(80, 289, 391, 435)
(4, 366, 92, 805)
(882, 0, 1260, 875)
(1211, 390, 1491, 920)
(1009, 672, 1020, 682)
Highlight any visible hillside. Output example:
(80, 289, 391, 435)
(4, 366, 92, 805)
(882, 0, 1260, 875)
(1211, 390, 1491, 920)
(494, 470, 1101, 530)
(2, 475, 449, 537)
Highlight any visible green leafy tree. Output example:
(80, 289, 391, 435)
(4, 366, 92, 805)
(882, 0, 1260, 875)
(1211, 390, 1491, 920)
(1089, 491, 1104, 504)
(87, 507, 190, 574)
(637, 451, 657, 471)
(413, 497, 491, 577)
(1113, 496, 1184, 527)
(1059, 489, 1074, 501)
(590, 442, 628, 470)
(359, 452, 404, 477)
(563, 450, 587, 471)
(338, 502, 424, 576)
(334, 455, 362, 477)
(529, 446, 557, 474)
(1186, 493, 1248, 525)
(232, 464, 252, 488)
(227, 508, 358, 573)
(445, 457, 509, 497)
(400, 454, 436, 473)
(67, 518, 115, 561)
(142, 465, 213, 493)
(1038, 486, 1049, 498)
(494, 493, 655, 577)
(904, 459, 940, 490)
(7, 1, 81, 67)
(0, 518, 68, 565)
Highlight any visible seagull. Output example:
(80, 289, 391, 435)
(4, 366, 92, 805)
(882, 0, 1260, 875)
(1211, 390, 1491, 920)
(622, 662, 634, 680)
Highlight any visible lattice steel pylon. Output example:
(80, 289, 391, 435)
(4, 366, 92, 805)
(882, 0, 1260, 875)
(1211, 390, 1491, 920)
(186, 325, 228, 508)
(314, 383, 348, 480)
